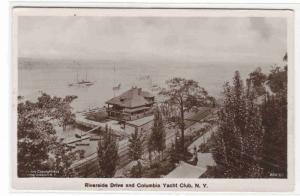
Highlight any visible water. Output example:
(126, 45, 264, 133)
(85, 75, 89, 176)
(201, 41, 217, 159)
(19, 62, 267, 112)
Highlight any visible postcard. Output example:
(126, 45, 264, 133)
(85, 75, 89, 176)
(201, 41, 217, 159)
(11, 6, 294, 192)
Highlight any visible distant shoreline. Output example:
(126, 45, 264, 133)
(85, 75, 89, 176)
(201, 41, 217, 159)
(18, 57, 281, 71)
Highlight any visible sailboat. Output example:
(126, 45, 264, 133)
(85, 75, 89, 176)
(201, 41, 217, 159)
(68, 61, 94, 87)
(113, 83, 121, 91)
(142, 75, 160, 92)
(112, 65, 121, 97)
(76, 72, 94, 86)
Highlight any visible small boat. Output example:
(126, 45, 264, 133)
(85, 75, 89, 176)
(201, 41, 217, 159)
(69, 79, 94, 87)
(113, 83, 121, 91)
(75, 133, 82, 138)
(67, 144, 76, 149)
(77, 79, 94, 86)
(151, 84, 161, 92)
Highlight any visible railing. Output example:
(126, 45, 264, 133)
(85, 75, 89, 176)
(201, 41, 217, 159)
(107, 109, 154, 121)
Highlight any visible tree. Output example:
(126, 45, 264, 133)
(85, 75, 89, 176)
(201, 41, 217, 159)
(159, 78, 212, 159)
(148, 108, 166, 161)
(147, 136, 153, 164)
(97, 125, 119, 178)
(212, 71, 264, 178)
(246, 67, 267, 96)
(128, 128, 143, 161)
(267, 65, 287, 94)
(52, 145, 78, 177)
(18, 112, 56, 177)
(36, 93, 77, 131)
(17, 93, 77, 177)
(169, 131, 181, 165)
(243, 88, 264, 177)
(261, 65, 287, 177)
(283, 52, 288, 62)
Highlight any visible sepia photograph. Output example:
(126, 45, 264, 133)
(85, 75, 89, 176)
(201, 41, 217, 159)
(12, 7, 294, 191)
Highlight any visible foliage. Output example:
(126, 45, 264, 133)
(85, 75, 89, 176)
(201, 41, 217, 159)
(128, 128, 144, 161)
(261, 65, 287, 177)
(142, 159, 175, 178)
(97, 125, 119, 178)
(148, 108, 166, 161)
(212, 71, 264, 178)
(130, 160, 143, 178)
(159, 77, 213, 158)
(51, 146, 78, 177)
(246, 67, 267, 96)
(283, 52, 288, 62)
(200, 166, 225, 178)
(85, 110, 108, 122)
(38, 93, 77, 131)
(169, 132, 181, 164)
(213, 53, 288, 178)
(199, 142, 209, 153)
(267, 65, 287, 94)
(17, 93, 77, 177)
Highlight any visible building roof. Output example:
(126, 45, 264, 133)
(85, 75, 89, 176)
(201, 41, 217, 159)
(196, 153, 217, 168)
(106, 87, 154, 108)
(165, 161, 207, 178)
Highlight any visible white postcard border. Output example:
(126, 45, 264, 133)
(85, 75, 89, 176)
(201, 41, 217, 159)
(11, 5, 295, 192)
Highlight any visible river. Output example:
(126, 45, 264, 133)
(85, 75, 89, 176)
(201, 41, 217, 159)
(19, 61, 267, 112)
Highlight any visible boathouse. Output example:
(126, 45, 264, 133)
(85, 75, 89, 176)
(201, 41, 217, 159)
(105, 87, 155, 121)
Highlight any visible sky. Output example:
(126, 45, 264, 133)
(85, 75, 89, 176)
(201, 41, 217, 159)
(18, 16, 287, 66)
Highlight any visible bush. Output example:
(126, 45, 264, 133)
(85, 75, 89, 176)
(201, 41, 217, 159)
(143, 158, 176, 178)
(130, 161, 143, 178)
(199, 143, 209, 153)
(85, 111, 108, 122)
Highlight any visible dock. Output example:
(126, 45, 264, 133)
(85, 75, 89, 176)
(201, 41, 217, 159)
(65, 135, 91, 144)
(75, 112, 134, 137)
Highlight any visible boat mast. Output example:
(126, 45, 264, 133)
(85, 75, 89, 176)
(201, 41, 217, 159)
(113, 65, 116, 97)
(74, 60, 78, 83)
(76, 61, 80, 83)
